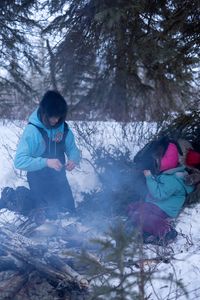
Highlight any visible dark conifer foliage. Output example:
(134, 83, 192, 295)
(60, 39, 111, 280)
(0, 0, 43, 117)
(0, 0, 199, 120)
(0, 0, 40, 94)
(44, 0, 200, 121)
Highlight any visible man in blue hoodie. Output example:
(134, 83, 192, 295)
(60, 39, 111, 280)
(15, 90, 80, 219)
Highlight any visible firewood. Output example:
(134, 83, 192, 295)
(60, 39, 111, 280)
(0, 254, 24, 272)
(0, 227, 89, 293)
(0, 272, 28, 300)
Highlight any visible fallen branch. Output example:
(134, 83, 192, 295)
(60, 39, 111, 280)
(0, 272, 28, 300)
(0, 227, 89, 294)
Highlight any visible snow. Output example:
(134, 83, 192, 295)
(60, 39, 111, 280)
(0, 119, 200, 299)
(144, 204, 200, 299)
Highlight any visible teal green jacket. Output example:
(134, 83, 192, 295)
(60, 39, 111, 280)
(145, 166, 194, 218)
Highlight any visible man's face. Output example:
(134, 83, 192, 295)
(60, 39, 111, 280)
(48, 116, 60, 127)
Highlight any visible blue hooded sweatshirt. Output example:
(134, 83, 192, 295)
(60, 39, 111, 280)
(14, 109, 80, 172)
(145, 166, 194, 218)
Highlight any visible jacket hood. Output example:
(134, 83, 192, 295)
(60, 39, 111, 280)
(29, 108, 65, 130)
(161, 165, 186, 175)
(28, 108, 67, 146)
(29, 109, 45, 129)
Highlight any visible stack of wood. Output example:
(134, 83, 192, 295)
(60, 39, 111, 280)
(0, 217, 93, 300)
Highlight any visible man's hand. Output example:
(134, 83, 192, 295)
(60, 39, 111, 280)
(47, 159, 63, 171)
(65, 160, 76, 171)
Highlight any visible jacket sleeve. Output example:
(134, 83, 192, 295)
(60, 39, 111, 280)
(145, 174, 183, 200)
(14, 125, 47, 171)
(65, 128, 81, 164)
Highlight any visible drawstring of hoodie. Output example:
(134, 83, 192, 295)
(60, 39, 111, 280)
(49, 128, 57, 158)
(54, 139, 56, 157)
(48, 129, 52, 155)
(52, 129, 57, 157)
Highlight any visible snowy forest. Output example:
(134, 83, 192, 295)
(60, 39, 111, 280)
(0, 0, 199, 121)
(0, 1, 200, 300)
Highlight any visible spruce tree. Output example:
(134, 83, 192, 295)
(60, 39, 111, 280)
(43, 0, 200, 121)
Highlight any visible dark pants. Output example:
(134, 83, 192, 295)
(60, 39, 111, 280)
(27, 167, 75, 217)
(128, 202, 171, 237)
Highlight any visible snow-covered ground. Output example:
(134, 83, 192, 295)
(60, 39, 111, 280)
(0, 120, 200, 299)
(145, 205, 200, 300)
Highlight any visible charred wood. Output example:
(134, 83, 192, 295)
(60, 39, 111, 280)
(0, 255, 24, 272)
(0, 271, 28, 300)
(0, 227, 89, 296)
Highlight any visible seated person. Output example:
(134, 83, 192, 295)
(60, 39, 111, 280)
(178, 139, 200, 186)
(128, 142, 194, 244)
(178, 138, 200, 169)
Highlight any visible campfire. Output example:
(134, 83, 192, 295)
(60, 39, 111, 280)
(0, 211, 98, 300)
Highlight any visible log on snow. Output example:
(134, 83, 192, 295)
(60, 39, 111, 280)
(0, 272, 28, 300)
(0, 227, 89, 291)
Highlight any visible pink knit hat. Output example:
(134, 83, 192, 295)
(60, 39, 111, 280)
(160, 143, 179, 171)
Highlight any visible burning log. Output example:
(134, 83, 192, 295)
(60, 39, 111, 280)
(0, 254, 24, 272)
(0, 227, 89, 298)
(0, 272, 28, 300)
